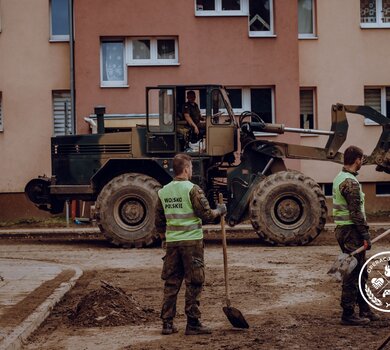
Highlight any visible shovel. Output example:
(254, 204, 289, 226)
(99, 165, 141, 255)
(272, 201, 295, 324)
(219, 193, 249, 329)
(328, 228, 390, 281)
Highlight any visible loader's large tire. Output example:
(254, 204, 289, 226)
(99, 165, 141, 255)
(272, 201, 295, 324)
(95, 173, 161, 248)
(250, 171, 327, 246)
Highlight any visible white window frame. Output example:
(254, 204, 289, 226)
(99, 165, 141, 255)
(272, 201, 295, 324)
(126, 37, 179, 66)
(217, 87, 275, 136)
(376, 182, 390, 196)
(360, 0, 390, 28)
(248, 0, 275, 37)
(320, 183, 333, 197)
(52, 90, 73, 136)
(300, 87, 317, 134)
(49, 0, 70, 42)
(100, 40, 128, 88)
(195, 0, 248, 16)
(364, 86, 388, 125)
(298, 0, 317, 39)
(199, 87, 275, 130)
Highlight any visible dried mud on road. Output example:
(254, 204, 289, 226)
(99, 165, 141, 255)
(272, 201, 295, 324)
(24, 251, 390, 350)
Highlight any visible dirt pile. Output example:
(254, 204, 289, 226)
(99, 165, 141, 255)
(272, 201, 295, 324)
(68, 280, 158, 327)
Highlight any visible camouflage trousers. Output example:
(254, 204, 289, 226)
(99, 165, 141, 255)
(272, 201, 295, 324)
(335, 225, 369, 313)
(160, 239, 205, 321)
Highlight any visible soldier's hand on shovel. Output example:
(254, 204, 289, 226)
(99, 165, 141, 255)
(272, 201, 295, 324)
(216, 203, 227, 215)
(364, 238, 372, 250)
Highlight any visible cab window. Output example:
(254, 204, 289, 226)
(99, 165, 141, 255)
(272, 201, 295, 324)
(211, 89, 233, 125)
(147, 88, 174, 132)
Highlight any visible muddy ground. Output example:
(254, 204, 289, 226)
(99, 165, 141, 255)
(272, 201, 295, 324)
(2, 233, 386, 350)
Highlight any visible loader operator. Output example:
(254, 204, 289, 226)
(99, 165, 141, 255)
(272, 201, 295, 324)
(155, 153, 227, 335)
(182, 90, 205, 144)
(332, 145, 379, 325)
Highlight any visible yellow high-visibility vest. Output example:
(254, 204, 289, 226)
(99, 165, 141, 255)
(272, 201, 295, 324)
(158, 180, 203, 242)
(332, 171, 365, 225)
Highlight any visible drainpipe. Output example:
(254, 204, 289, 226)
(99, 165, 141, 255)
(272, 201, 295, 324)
(68, 0, 76, 134)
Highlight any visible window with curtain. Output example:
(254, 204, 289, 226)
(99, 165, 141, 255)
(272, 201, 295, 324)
(300, 89, 315, 129)
(361, 0, 390, 27)
(298, 0, 316, 38)
(101, 40, 126, 87)
(50, 0, 70, 41)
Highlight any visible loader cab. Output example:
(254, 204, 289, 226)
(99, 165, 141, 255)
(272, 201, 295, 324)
(146, 85, 236, 156)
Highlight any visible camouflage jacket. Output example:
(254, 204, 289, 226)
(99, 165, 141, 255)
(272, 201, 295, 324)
(155, 178, 219, 237)
(337, 168, 369, 239)
(182, 102, 202, 126)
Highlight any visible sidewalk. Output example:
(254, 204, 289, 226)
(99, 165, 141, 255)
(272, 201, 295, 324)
(0, 259, 82, 350)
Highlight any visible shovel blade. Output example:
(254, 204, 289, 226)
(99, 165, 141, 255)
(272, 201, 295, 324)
(223, 306, 249, 329)
(327, 253, 358, 282)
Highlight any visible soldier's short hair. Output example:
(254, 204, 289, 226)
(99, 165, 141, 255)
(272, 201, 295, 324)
(187, 90, 196, 97)
(173, 153, 192, 176)
(344, 145, 363, 165)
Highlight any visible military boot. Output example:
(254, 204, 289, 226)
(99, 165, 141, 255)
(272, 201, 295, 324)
(185, 318, 212, 335)
(161, 320, 178, 335)
(341, 310, 370, 326)
(359, 310, 380, 321)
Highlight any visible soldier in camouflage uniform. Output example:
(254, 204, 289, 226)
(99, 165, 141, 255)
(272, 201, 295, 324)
(182, 90, 205, 144)
(333, 145, 378, 325)
(155, 153, 226, 335)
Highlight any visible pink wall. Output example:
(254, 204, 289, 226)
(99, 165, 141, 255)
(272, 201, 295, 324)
(74, 0, 300, 137)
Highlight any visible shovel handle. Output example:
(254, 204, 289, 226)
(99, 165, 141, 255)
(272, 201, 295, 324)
(350, 228, 390, 256)
(219, 193, 231, 306)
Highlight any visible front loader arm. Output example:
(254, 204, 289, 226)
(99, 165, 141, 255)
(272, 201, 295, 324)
(243, 104, 390, 173)
(343, 105, 390, 174)
(245, 140, 344, 164)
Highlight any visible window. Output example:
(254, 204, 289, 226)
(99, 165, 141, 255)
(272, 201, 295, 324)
(50, 0, 70, 41)
(211, 89, 234, 125)
(300, 88, 316, 130)
(250, 88, 273, 123)
(127, 38, 178, 65)
(227, 89, 243, 109)
(376, 182, 390, 196)
(364, 87, 390, 125)
(249, 0, 274, 37)
(0, 92, 3, 132)
(147, 88, 175, 133)
(361, 0, 390, 28)
(100, 40, 127, 87)
(298, 0, 316, 38)
(52, 91, 73, 136)
(195, 0, 247, 16)
(320, 183, 333, 197)
(225, 87, 274, 123)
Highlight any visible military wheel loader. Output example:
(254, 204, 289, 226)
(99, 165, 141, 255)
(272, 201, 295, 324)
(25, 85, 390, 247)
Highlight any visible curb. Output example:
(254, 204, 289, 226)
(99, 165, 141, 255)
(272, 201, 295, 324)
(0, 263, 83, 350)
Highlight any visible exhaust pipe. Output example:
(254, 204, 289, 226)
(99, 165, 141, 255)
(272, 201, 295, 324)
(94, 105, 106, 134)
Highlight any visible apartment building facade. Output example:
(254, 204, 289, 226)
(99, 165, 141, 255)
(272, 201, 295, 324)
(0, 0, 71, 219)
(0, 0, 389, 219)
(298, 0, 390, 211)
